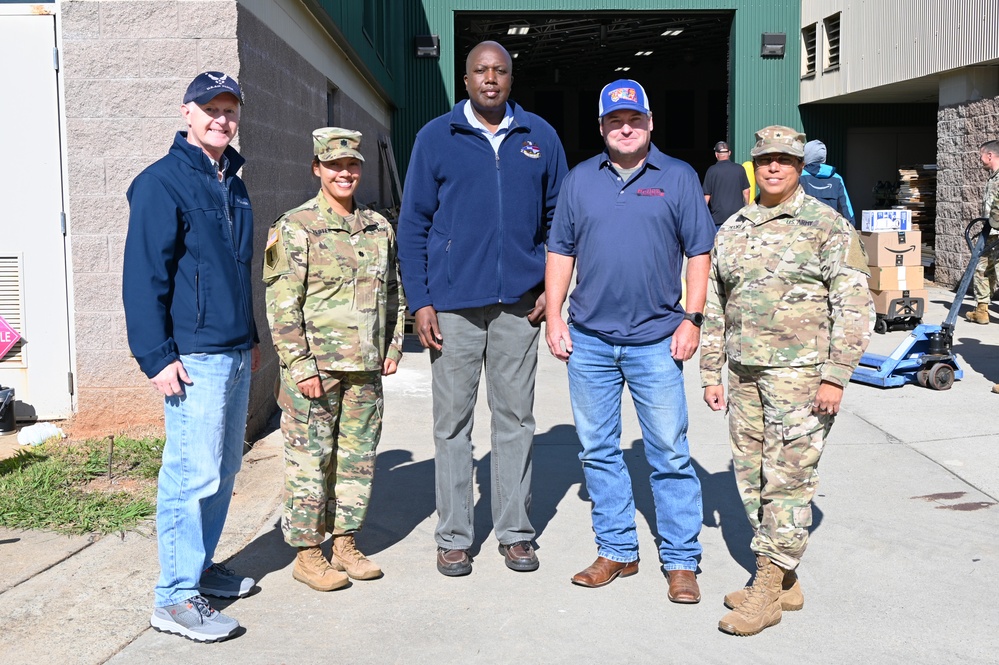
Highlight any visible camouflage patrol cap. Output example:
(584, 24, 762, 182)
(750, 125, 806, 158)
(313, 127, 365, 162)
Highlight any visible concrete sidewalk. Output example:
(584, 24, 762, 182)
(2, 286, 998, 664)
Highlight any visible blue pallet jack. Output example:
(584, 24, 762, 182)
(851, 217, 998, 390)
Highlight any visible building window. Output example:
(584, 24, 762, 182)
(363, 0, 387, 64)
(801, 23, 817, 79)
(823, 13, 841, 71)
(327, 83, 337, 127)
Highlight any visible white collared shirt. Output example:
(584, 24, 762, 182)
(463, 100, 514, 155)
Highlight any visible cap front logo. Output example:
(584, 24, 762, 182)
(609, 88, 637, 103)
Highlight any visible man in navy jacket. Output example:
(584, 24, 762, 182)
(397, 41, 567, 577)
(123, 72, 259, 643)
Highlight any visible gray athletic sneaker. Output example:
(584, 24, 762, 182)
(150, 595, 239, 643)
(199, 563, 255, 598)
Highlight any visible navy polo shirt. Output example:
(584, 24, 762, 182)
(548, 144, 715, 344)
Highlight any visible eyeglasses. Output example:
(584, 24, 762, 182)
(753, 155, 799, 168)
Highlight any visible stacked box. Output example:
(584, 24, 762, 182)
(860, 228, 925, 317)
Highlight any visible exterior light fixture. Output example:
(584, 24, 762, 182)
(414, 34, 440, 59)
(761, 33, 786, 57)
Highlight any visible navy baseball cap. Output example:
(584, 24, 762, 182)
(598, 79, 650, 117)
(183, 71, 243, 105)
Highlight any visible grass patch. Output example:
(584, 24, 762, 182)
(0, 436, 162, 535)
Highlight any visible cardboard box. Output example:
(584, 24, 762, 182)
(860, 230, 922, 267)
(868, 266, 924, 291)
(870, 288, 927, 316)
(861, 209, 913, 232)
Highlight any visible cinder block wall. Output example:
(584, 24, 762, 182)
(62, 0, 394, 438)
(936, 95, 999, 287)
(62, 0, 242, 435)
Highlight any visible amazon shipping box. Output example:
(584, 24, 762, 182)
(870, 288, 928, 316)
(868, 265, 925, 291)
(860, 230, 922, 267)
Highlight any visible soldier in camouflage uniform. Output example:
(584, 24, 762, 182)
(264, 128, 406, 591)
(966, 140, 999, 330)
(699, 125, 874, 636)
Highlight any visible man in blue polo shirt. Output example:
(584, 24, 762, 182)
(545, 79, 714, 602)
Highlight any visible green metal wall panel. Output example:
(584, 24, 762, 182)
(312, 0, 403, 103)
(388, 0, 801, 177)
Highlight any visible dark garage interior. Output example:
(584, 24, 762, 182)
(453, 11, 735, 176)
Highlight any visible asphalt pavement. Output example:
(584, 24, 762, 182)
(1, 285, 997, 664)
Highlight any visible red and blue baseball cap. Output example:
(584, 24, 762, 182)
(598, 79, 650, 117)
(183, 71, 244, 105)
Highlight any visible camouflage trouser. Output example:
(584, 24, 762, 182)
(727, 362, 833, 570)
(971, 252, 999, 305)
(280, 370, 383, 547)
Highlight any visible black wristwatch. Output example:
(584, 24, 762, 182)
(683, 312, 704, 327)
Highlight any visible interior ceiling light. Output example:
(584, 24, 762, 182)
(634, 50, 653, 56)
(614, 66, 631, 72)
(507, 24, 529, 35)
(661, 29, 685, 37)
(511, 52, 519, 58)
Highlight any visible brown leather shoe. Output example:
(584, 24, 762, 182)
(571, 556, 639, 588)
(436, 548, 472, 577)
(667, 569, 701, 604)
(498, 541, 539, 572)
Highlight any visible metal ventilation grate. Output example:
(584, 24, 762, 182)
(823, 13, 841, 71)
(801, 23, 817, 78)
(0, 256, 25, 366)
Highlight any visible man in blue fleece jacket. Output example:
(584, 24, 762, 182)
(397, 40, 567, 577)
(123, 72, 259, 643)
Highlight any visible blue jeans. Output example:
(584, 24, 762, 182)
(567, 326, 702, 571)
(154, 350, 251, 607)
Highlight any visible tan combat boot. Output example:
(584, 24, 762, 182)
(723, 566, 804, 611)
(718, 556, 785, 636)
(966, 303, 990, 324)
(293, 545, 350, 591)
(331, 534, 383, 580)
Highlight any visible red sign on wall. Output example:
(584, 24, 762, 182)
(0, 316, 21, 360)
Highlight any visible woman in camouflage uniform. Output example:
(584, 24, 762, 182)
(264, 128, 406, 591)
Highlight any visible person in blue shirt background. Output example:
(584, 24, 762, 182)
(799, 139, 856, 226)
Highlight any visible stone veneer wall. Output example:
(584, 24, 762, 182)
(61, 0, 393, 437)
(935, 95, 999, 287)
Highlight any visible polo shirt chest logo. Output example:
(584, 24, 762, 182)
(520, 141, 541, 159)
(636, 187, 665, 197)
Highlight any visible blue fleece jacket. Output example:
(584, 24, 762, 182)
(123, 132, 257, 378)
(397, 101, 568, 313)
(801, 162, 855, 224)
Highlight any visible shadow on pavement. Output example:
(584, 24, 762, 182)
(469, 424, 585, 556)
(221, 521, 295, 604)
(362, 449, 436, 556)
(953, 336, 999, 384)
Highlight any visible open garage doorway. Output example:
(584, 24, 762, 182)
(454, 11, 734, 175)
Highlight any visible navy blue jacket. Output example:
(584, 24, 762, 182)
(397, 101, 567, 312)
(123, 132, 257, 378)
(800, 163, 855, 225)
